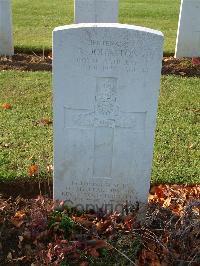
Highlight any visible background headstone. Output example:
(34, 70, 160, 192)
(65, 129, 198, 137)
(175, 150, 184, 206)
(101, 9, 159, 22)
(75, 0, 118, 23)
(53, 24, 163, 211)
(175, 0, 200, 58)
(0, 0, 14, 56)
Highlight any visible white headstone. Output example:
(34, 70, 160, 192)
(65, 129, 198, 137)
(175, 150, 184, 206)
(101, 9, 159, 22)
(75, 0, 118, 23)
(0, 0, 14, 56)
(175, 0, 200, 58)
(53, 24, 163, 212)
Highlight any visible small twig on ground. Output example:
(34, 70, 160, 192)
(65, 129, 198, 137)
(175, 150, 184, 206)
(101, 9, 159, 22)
(188, 252, 198, 265)
(112, 246, 136, 265)
(32, 51, 41, 58)
(42, 46, 45, 61)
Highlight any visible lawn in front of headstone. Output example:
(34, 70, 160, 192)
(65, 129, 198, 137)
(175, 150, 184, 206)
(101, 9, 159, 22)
(0, 71, 52, 180)
(12, 0, 179, 54)
(0, 71, 199, 184)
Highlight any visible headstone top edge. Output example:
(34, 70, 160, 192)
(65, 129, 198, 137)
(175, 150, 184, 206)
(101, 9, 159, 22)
(53, 23, 164, 38)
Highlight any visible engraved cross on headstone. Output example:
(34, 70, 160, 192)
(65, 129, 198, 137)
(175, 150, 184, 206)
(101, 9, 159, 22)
(65, 77, 146, 178)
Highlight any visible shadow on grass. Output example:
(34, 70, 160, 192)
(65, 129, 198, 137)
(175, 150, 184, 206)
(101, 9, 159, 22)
(14, 45, 174, 58)
(14, 45, 52, 56)
(0, 176, 53, 198)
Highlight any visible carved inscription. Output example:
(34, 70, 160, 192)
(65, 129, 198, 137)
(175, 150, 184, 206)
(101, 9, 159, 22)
(61, 180, 137, 204)
(76, 39, 137, 73)
(76, 49, 136, 73)
(75, 37, 159, 73)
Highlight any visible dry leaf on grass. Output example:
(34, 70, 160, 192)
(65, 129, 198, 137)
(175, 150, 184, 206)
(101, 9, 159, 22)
(34, 118, 52, 126)
(2, 103, 12, 110)
(28, 164, 39, 176)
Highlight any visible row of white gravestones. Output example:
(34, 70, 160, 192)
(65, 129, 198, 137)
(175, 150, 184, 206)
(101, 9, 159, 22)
(75, 0, 118, 23)
(0, 0, 14, 56)
(175, 0, 200, 58)
(53, 23, 164, 212)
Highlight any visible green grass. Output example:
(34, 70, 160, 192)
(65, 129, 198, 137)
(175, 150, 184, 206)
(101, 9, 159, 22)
(12, 0, 180, 54)
(153, 76, 200, 184)
(119, 0, 180, 55)
(0, 71, 52, 179)
(0, 71, 199, 183)
(13, 0, 73, 53)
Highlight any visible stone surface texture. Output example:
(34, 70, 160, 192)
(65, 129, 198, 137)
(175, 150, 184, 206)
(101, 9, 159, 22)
(53, 24, 163, 211)
(75, 0, 118, 23)
(0, 0, 14, 56)
(175, 0, 200, 58)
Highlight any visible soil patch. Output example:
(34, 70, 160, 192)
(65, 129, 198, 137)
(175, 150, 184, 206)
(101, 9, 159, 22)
(162, 57, 200, 77)
(0, 53, 200, 77)
(0, 53, 52, 72)
(0, 185, 199, 265)
(0, 178, 52, 198)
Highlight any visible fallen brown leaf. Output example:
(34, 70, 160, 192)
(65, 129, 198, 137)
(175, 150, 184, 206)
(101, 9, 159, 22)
(28, 164, 39, 177)
(11, 218, 24, 228)
(14, 210, 26, 219)
(35, 118, 52, 126)
(86, 239, 108, 250)
(139, 249, 161, 266)
(10, 210, 26, 228)
(163, 197, 171, 208)
(192, 57, 200, 65)
(73, 216, 94, 228)
(88, 248, 100, 257)
(2, 103, 12, 110)
(79, 261, 89, 266)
